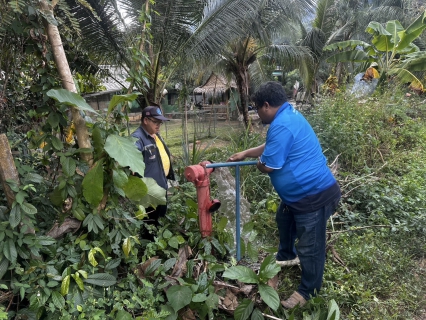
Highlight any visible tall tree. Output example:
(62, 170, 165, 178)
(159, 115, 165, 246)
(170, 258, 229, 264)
(55, 0, 316, 126)
(39, 0, 93, 164)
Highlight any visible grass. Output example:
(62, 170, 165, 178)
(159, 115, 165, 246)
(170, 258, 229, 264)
(134, 94, 426, 319)
(130, 118, 263, 158)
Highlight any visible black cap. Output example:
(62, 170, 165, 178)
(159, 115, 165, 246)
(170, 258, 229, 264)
(142, 106, 169, 121)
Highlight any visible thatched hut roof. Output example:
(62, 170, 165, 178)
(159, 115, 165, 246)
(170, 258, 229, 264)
(193, 73, 236, 94)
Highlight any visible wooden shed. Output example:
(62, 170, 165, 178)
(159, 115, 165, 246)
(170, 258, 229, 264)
(193, 73, 238, 120)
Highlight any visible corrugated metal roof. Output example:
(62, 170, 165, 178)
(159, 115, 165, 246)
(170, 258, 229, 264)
(98, 65, 131, 92)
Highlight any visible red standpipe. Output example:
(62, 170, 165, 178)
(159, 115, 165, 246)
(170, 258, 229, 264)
(184, 161, 221, 237)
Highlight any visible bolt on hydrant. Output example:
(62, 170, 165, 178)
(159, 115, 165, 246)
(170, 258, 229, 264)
(184, 161, 221, 237)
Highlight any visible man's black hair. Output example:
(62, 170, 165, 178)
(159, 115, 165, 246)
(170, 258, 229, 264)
(251, 81, 287, 108)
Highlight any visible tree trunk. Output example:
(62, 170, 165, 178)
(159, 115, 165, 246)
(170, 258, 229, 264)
(336, 62, 345, 86)
(0, 134, 19, 207)
(39, 0, 93, 164)
(235, 68, 250, 128)
(0, 134, 36, 235)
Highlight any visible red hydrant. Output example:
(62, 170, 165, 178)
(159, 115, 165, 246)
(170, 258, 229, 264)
(184, 161, 221, 237)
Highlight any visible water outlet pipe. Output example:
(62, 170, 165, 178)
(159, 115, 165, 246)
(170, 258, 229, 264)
(185, 160, 257, 260)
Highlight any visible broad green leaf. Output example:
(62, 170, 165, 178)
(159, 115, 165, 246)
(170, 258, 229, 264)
(389, 68, 424, 91)
(92, 214, 105, 231)
(73, 273, 85, 291)
(48, 112, 60, 128)
(234, 299, 254, 320)
(20, 202, 37, 215)
(139, 177, 166, 208)
(400, 51, 426, 71)
(168, 237, 179, 249)
(250, 308, 264, 320)
(205, 292, 219, 310)
(61, 275, 70, 296)
(145, 259, 162, 275)
(163, 258, 176, 272)
(47, 281, 60, 287)
(4, 239, 17, 264)
(82, 160, 104, 207)
(258, 284, 280, 311)
(217, 216, 228, 232)
(67, 185, 77, 198)
(135, 205, 147, 219)
(77, 270, 88, 279)
(107, 93, 141, 115)
(366, 21, 392, 36)
(398, 11, 426, 50)
(326, 50, 370, 63)
(92, 126, 104, 155)
(122, 176, 148, 202)
(51, 136, 64, 151)
(112, 169, 128, 188)
(166, 285, 192, 313)
(161, 305, 177, 320)
(326, 299, 340, 320)
(242, 221, 254, 233)
(372, 34, 393, 52)
(47, 89, 98, 114)
(163, 229, 173, 239)
(192, 293, 207, 302)
(15, 191, 26, 204)
(105, 258, 121, 271)
(0, 257, 9, 280)
(247, 242, 258, 262)
(259, 255, 281, 281)
(51, 291, 65, 309)
(222, 266, 258, 284)
(61, 156, 76, 177)
(88, 249, 99, 266)
(323, 40, 371, 51)
(37, 236, 56, 246)
(50, 187, 64, 207)
(9, 205, 21, 228)
(122, 238, 131, 258)
(104, 134, 145, 176)
(26, 173, 44, 184)
(88, 248, 105, 267)
(73, 207, 86, 221)
(116, 310, 133, 320)
(84, 273, 116, 287)
(211, 238, 225, 256)
(387, 20, 404, 45)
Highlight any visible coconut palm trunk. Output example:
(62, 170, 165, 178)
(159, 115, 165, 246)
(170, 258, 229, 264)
(39, 0, 93, 164)
(235, 68, 250, 127)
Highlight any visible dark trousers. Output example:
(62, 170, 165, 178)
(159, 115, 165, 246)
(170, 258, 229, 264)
(276, 199, 339, 300)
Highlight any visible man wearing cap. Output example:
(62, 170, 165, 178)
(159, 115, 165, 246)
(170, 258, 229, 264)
(131, 106, 175, 234)
(227, 82, 340, 309)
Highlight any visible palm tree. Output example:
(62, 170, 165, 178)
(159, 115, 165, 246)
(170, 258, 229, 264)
(187, 0, 317, 126)
(53, 0, 317, 126)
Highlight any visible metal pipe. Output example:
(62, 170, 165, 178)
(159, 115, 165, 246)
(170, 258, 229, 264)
(205, 161, 257, 168)
(206, 160, 257, 260)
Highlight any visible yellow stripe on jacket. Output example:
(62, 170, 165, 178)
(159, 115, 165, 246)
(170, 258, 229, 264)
(154, 134, 170, 176)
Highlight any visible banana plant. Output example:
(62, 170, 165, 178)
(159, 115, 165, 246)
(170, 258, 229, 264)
(324, 10, 426, 92)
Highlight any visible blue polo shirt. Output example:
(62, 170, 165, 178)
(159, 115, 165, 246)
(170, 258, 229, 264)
(260, 102, 339, 213)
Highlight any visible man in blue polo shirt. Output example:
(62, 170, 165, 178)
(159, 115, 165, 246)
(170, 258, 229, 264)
(228, 81, 340, 309)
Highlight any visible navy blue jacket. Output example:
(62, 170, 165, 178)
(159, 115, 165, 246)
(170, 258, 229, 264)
(131, 126, 175, 190)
